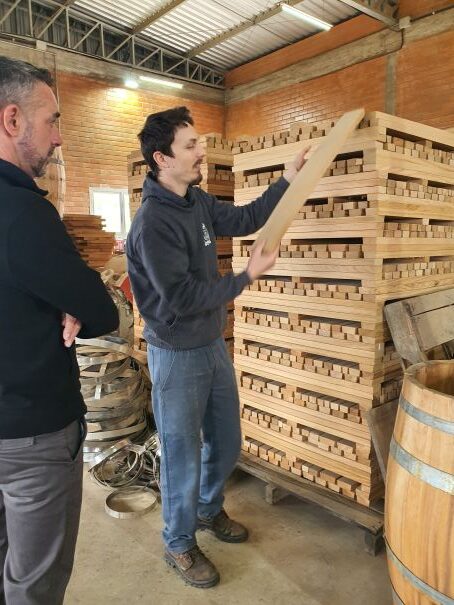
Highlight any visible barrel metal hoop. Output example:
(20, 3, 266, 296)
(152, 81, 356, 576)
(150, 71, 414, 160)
(386, 540, 454, 605)
(390, 437, 454, 495)
(399, 395, 454, 435)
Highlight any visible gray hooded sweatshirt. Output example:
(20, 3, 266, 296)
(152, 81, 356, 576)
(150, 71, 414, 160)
(126, 174, 289, 350)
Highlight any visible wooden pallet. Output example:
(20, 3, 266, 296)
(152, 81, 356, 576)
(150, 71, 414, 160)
(232, 111, 454, 509)
(238, 452, 384, 556)
(367, 287, 454, 480)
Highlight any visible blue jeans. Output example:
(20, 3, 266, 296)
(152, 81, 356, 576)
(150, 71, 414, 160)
(147, 337, 241, 554)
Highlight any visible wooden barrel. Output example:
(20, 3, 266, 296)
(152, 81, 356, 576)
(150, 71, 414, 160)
(385, 360, 454, 605)
(36, 147, 66, 216)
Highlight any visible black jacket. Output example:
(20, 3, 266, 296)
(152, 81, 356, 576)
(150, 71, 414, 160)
(126, 175, 289, 350)
(0, 159, 119, 438)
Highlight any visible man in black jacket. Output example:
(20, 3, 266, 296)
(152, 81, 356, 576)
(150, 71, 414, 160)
(0, 56, 119, 604)
(127, 106, 307, 588)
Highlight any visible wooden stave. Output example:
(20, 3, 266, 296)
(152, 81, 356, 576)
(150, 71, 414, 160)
(385, 361, 454, 604)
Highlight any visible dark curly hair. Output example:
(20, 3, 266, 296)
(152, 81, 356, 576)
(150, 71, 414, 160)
(138, 106, 194, 179)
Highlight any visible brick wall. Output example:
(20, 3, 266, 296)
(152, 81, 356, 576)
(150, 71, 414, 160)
(57, 73, 224, 214)
(15, 4, 452, 216)
(224, 0, 454, 91)
(225, 8, 454, 140)
(225, 57, 387, 139)
(225, 16, 383, 89)
(396, 29, 454, 129)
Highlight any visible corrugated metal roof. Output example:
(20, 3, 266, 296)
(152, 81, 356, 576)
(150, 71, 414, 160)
(72, 0, 359, 72)
(74, 0, 163, 30)
(142, 1, 239, 54)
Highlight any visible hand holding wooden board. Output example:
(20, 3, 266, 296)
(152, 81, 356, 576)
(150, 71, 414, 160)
(255, 108, 366, 253)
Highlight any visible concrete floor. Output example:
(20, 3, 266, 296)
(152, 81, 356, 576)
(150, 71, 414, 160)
(66, 470, 391, 605)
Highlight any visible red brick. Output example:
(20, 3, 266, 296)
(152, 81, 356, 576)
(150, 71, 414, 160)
(58, 73, 223, 214)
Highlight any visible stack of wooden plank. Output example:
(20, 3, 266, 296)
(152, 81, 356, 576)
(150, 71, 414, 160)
(63, 214, 115, 270)
(231, 111, 454, 508)
(127, 151, 148, 352)
(131, 300, 146, 353)
(198, 133, 235, 350)
(127, 150, 148, 220)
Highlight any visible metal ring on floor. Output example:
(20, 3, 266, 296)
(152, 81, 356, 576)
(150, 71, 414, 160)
(105, 486, 158, 519)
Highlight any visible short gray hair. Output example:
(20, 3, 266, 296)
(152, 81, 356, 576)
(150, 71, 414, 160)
(0, 56, 53, 109)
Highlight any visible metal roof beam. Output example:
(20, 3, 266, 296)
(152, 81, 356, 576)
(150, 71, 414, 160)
(0, 0, 224, 88)
(186, 0, 302, 58)
(136, 47, 161, 67)
(132, 0, 186, 34)
(0, 0, 22, 27)
(72, 21, 101, 50)
(336, 1, 398, 28)
(164, 58, 186, 74)
(35, 0, 77, 38)
(105, 34, 133, 59)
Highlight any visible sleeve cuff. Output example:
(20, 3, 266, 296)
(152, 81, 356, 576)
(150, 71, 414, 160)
(238, 269, 253, 288)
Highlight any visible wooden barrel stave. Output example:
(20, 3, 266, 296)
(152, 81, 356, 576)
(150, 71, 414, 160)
(385, 360, 454, 605)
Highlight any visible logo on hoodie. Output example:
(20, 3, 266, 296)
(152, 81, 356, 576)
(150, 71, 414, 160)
(201, 223, 212, 247)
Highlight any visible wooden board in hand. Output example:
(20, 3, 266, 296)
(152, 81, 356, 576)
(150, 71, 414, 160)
(256, 108, 365, 253)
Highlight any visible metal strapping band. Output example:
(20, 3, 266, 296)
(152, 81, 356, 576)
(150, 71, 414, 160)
(390, 437, 454, 494)
(399, 395, 454, 435)
(386, 540, 454, 605)
(76, 335, 131, 354)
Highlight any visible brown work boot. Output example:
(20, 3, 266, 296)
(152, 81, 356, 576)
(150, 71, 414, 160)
(164, 545, 220, 588)
(197, 509, 249, 543)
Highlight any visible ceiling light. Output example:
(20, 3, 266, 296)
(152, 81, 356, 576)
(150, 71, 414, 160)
(124, 78, 139, 89)
(139, 75, 184, 89)
(281, 4, 332, 30)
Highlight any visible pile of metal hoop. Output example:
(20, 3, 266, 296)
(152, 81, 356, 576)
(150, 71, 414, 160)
(76, 335, 152, 459)
(77, 334, 161, 511)
(87, 434, 161, 518)
(87, 434, 160, 491)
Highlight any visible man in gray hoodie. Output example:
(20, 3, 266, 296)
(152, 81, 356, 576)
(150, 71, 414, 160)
(127, 106, 308, 588)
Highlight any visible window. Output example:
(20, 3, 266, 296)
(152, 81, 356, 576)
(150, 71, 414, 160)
(89, 188, 131, 240)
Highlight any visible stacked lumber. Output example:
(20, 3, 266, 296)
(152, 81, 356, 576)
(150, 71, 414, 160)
(126, 135, 235, 355)
(63, 214, 115, 270)
(132, 299, 146, 353)
(199, 133, 235, 354)
(199, 132, 236, 166)
(127, 150, 148, 220)
(232, 111, 454, 507)
(199, 165, 234, 198)
(127, 151, 148, 353)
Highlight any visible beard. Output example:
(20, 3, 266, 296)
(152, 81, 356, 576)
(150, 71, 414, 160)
(189, 172, 203, 186)
(189, 162, 203, 186)
(18, 123, 54, 178)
